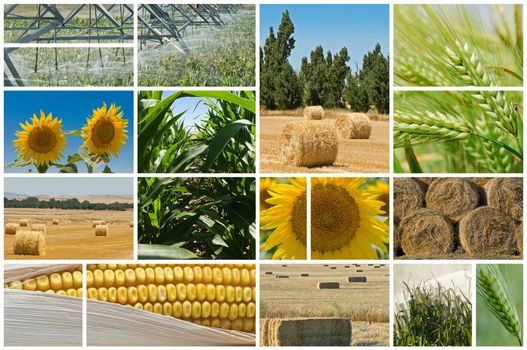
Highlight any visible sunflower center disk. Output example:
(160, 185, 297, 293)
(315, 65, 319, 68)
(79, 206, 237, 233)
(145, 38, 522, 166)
(28, 126, 57, 153)
(291, 192, 307, 245)
(311, 184, 360, 252)
(93, 119, 115, 146)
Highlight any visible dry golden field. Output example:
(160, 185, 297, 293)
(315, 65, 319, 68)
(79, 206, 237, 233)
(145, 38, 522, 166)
(260, 115, 389, 173)
(260, 264, 389, 346)
(4, 208, 133, 260)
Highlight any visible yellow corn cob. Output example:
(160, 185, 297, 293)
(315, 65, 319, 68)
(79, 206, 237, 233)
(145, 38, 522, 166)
(86, 264, 256, 333)
(5, 267, 83, 297)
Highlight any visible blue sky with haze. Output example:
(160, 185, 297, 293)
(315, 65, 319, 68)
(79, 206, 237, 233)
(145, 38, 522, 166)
(5, 177, 133, 196)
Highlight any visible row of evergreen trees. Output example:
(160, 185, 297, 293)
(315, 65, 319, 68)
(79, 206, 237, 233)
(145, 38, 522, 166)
(260, 11, 389, 114)
(4, 197, 132, 211)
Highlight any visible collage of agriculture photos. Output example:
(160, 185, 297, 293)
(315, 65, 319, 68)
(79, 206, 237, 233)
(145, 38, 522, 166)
(0, 1, 525, 348)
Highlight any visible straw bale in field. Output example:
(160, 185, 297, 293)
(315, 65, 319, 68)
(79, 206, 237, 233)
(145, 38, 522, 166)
(356, 269, 363, 272)
(303, 106, 324, 120)
(31, 224, 47, 236)
(485, 177, 523, 221)
(317, 282, 339, 289)
(14, 231, 46, 256)
(19, 219, 29, 227)
(276, 275, 289, 279)
(335, 113, 371, 139)
(330, 267, 336, 270)
(516, 223, 523, 256)
(459, 206, 517, 257)
(394, 178, 425, 220)
(261, 318, 351, 346)
(129, 221, 134, 227)
(265, 271, 273, 275)
(279, 121, 338, 167)
(469, 177, 491, 187)
(52, 219, 59, 225)
(92, 221, 102, 228)
(300, 273, 309, 277)
(425, 178, 479, 222)
(95, 225, 109, 237)
(5, 223, 18, 235)
(348, 276, 367, 283)
(400, 208, 454, 256)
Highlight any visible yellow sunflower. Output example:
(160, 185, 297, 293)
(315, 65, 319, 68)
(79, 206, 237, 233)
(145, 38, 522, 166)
(260, 178, 277, 211)
(13, 111, 66, 167)
(260, 178, 307, 260)
(82, 103, 127, 157)
(366, 179, 390, 215)
(311, 177, 388, 260)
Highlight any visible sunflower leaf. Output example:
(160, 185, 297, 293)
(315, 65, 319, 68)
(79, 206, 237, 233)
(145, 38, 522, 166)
(5, 158, 32, 169)
(64, 129, 83, 136)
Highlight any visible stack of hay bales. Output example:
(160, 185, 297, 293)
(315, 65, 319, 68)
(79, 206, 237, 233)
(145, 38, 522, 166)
(335, 113, 372, 139)
(279, 119, 338, 167)
(5, 223, 19, 235)
(394, 177, 522, 258)
(95, 225, 109, 237)
(260, 318, 351, 346)
(13, 231, 46, 256)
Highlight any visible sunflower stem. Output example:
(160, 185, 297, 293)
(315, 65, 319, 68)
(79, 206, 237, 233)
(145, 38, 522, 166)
(36, 164, 49, 173)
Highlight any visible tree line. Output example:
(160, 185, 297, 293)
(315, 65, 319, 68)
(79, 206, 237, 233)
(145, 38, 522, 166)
(4, 197, 132, 211)
(260, 10, 389, 114)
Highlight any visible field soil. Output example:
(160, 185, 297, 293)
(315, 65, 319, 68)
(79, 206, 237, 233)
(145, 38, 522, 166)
(4, 208, 133, 260)
(260, 264, 389, 346)
(260, 115, 389, 173)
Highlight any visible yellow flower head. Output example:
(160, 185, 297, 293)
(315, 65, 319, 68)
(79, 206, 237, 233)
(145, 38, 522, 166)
(260, 178, 277, 211)
(82, 103, 128, 157)
(13, 111, 66, 166)
(310, 177, 388, 259)
(366, 179, 390, 215)
(261, 178, 307, 260)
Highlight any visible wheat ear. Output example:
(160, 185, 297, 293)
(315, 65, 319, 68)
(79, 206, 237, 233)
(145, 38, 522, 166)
(477, 264, 522, 345)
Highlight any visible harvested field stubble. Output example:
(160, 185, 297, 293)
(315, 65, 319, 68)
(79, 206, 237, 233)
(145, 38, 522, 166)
(260, 318, 351, 346)
(395, 177, 522, 259)
(279, 121, 338, 167)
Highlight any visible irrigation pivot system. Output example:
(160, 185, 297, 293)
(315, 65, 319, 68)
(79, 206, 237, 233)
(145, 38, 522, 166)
(4, 3, 240, 86)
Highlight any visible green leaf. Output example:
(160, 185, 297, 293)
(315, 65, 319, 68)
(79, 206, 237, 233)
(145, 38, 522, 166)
(67, 153, 84, 163)
(53, 163, 79, 173)
(394, 153, 404, 173)
(404, 145, 423, 173)
(5, 158, 32, 169)
(64, 129, 83, 136)
(201, 120, 252, 172)
(138, 243, 198, 259)
(102, 165, 113, 173)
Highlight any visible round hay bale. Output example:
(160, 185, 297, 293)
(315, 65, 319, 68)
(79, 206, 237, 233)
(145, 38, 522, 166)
(129, 221, 134, 227)
(348, 276, 367, 283)
(30, 224, 47, 236)
(470, 177, 491, 186)
(265, 271, 273, 275)
(516, 223, 523, 256)
(92, 220, 101, 228)
(13, 231, 46, 256)
(415, 177, 435, 186)
(19, 219, 29, 227)
(100, 220, 106, 225)
(52, 219, 59, 225)
(459, 206, 517, 257)
(276, 275, 289, 279)
(303, 106, 324, 120)
(356, 269, 363, 272)
(317, 282, 339, 289)
(400, 208, 455, 256)
(330, 267, 336, 270)
(335, 113, 371, 139)
(95, 225, 109, 237)
(425, 178, 479, 222)
(5, 223, 18, 235)
(301, 273, 309, 277)
(394, 178, 425, 220)
(278, 121, 338, 167)
(485, 178, 522, 221)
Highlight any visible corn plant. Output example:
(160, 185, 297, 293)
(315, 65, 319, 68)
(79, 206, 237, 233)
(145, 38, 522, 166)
(138, 90, 255, 173)
(395, 5, 522, 87)
(138, 177, 255, 259)
(394, 282, 472, 346)
(394, 91, 522, 173)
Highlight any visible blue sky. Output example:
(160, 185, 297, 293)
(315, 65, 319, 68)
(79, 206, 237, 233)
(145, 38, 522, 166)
(4, 91, 133, 173)
(260, 4, 389, 71)
(5, 177, 133, 196)
(162, 91, 213, 130)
